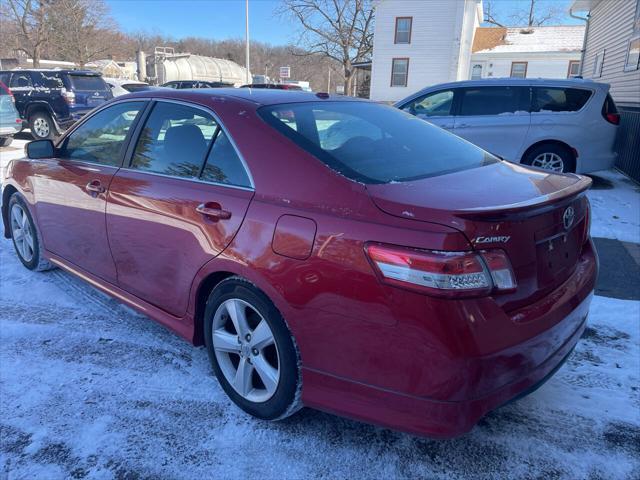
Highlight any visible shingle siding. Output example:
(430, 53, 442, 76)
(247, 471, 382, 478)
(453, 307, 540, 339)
(582, 0, 640, 107)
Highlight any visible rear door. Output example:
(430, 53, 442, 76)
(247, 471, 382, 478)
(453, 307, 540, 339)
(106, 100, 254, 317)
(453, 85, 531, 160)
(33, 100, 147, 283)
(399, 88, 457, 131)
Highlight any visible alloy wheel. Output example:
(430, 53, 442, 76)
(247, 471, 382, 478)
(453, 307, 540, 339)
(33, 118, 50, 138)
(531, 152, 564, 172)
(212, 298, 280, 403)
(10, 204, 35, 262)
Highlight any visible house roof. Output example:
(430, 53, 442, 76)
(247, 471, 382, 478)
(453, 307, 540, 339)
(472, 26, 586, 54)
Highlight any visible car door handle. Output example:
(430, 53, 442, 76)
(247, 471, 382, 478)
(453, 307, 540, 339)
(85, 180, 105, 196)
(196, 203, 232, 220)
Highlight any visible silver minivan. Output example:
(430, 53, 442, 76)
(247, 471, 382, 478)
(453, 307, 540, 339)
(396, 78, 619, 173)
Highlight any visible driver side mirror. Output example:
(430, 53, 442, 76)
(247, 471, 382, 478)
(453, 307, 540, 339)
(26, 139, 55, 159)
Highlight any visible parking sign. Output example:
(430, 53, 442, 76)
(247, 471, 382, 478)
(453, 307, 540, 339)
(279, 66, 291, 79)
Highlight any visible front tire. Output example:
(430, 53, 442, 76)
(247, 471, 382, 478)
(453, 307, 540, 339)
(522, 143, 575, 173)
(29, 111, 57, 140)
(204, 277, 301, 420)
(8, 193, 54, 271)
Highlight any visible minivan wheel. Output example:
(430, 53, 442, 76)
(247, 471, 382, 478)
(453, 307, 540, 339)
(523, 144, 575, 173)
(204, 277, 302, 420)
(29, 112, 57, 140)
(8, 193, 54, 271)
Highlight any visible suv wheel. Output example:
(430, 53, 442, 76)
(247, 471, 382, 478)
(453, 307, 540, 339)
(29, 112, 57, 140)
(204, 277, 302, 421)
(523, 144, 575, 173)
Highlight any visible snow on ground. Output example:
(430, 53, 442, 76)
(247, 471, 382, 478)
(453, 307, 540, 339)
(1, 141, 639, 479)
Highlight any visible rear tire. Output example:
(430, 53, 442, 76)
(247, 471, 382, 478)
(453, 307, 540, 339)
(522, 143, 575, 173)
(29, 111, 57, 140)
(8, 193, 54, 271)
(0, 137, 13, 147)
(204, 277, 302, 421)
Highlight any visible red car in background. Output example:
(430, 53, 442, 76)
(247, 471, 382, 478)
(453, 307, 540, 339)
(1, 89, 597, 438)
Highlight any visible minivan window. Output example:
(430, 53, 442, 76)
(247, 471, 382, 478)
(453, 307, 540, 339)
(259, 101, 498, 184)
(532, 87, 592, 112)
(402, 90, 454, 117)
(459, 86, 529, 116)
(131, 102, 218, 178)
(69, 74, 109, 91)
(64, 102, 144, 166)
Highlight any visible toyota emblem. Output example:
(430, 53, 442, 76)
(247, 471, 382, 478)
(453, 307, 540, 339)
(563, 206, 575, 230)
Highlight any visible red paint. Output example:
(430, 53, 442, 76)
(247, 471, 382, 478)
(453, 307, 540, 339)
(2, 88, 598, 438)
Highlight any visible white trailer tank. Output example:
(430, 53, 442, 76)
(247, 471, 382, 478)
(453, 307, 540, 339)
(149, 51, 251, 87)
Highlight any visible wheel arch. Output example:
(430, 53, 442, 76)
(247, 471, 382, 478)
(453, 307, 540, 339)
(24, 102, 55, 121)
(192, 270, 237, 345)
(521, 139, 577, 168)
(1, 184, 18, 238)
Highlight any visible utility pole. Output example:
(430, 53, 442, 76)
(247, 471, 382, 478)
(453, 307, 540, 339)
(245, 0, 250, 84)
(327, 67, 331, 93)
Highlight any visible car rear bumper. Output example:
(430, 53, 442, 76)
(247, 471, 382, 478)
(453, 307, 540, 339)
(301, 241, 597, 438)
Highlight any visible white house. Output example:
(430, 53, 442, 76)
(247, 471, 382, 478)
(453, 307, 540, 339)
(369, 0, 483, 102)
(571, 0, 640, 182)
(470, 26, 585, 80)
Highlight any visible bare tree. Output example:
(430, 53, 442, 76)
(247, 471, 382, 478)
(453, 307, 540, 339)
(1, 0, 53, 67)
(484, 0, 565, 27)
(280, 0, 374, 94)
(49, 0, 116, 66)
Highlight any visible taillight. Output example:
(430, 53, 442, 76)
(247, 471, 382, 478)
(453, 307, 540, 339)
(605, 113, 620, 125)
(61, 89, 75, 106)
(365, 243, 516, 298)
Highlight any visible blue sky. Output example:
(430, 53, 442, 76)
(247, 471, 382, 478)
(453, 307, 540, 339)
(106, 0, 581, 46)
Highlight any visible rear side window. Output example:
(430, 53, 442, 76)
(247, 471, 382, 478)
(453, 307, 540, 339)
(259, 101, 498, 184)
(9, 73, 32, 89)
(63, 102, 144, 166)
(131, 102, 218, 178)
(459, 86, 529, 116)
(69, 74, 109, 91)
(31, 72, 65, 89)
(201, 131, 251, 187)
(532, 87, 592, 112)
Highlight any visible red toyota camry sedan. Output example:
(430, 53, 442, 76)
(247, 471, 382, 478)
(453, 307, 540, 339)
(2, 89, 597, 438)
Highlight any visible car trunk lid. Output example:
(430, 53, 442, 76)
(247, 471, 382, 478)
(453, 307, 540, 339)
(366, 161, 592, 310)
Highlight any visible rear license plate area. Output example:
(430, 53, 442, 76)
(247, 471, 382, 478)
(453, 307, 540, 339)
(536, 228, 581, 285)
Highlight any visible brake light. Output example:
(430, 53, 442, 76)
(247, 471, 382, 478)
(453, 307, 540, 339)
(61, 89, 75, 106)
(365, 243, 516, 298)
(605, 113, 620, 125)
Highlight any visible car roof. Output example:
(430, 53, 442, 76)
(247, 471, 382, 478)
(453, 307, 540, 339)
(124, 87, 366, 107)
(0, 69, 101, 75)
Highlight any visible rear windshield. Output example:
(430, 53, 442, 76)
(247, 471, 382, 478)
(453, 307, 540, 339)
(69, 74, 109, 91)
(258, 101, 498, 184)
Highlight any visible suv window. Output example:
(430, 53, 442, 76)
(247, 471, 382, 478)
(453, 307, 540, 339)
(131, 102, 218, 178)
(201, 130, 251, 187)
(69, 74, 109, 91)
(63, 102, 144, 166)
(259, 101, 498, 184)
(402, 90, 454, 117)
(532, 87, 592, 112)
(31, 72, 65, 89)
(9, 72, 33, 89)
(459, 86, 529, 116)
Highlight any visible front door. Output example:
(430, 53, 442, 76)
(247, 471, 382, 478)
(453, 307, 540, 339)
(453, 86, 531, 160)
(33, 100, 147, 283)
(106, 100, 254, 317)
(399, 88, 456, 131)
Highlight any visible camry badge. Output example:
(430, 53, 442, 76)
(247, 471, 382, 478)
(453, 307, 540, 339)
(563, 206, 575, 230)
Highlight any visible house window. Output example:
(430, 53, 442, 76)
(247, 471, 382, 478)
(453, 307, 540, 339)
(624, 37, 640, 72)
(510, 62, 528, 78)
(593, 50, 605, 77)
(391, 58, 409, 87)
(394, 17, 412, 44)
(567, 60, 581, 78)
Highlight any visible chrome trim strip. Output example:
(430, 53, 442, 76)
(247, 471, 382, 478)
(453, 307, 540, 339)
(117, 166, 255, 192)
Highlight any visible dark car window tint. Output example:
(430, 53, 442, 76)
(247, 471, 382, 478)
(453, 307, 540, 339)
(459, 86, 528, 116)
(70, 74, 109, 91)
(31, 72, 65, 89)
(0, 73, 11, 86)
(64, 102, 144, 166)
(532, 87, 592, 112)
(259, 101, 498, 184)
(9, 73, 33, 89)
(402, 90, 454, 117)
(131, 102, 217, 178)
(202, 130, 251, 187)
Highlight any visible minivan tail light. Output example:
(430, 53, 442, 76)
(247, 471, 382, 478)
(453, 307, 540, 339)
(61, 89, 75, 106)
(365, 243, 516, 298)
(605, 113, 620, 125)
